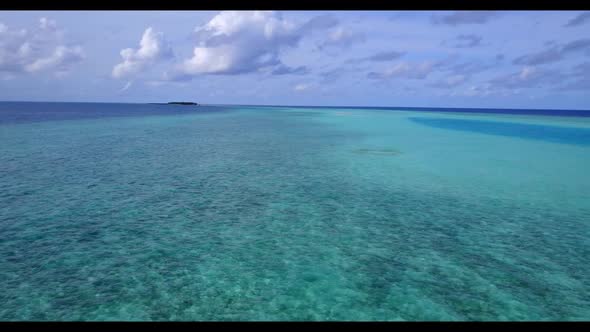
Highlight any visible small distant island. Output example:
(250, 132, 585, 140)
(168, 102, 199, 105)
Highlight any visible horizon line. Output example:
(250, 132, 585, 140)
(1, 100, 589, 112)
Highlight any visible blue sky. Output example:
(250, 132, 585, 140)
(1, 10, 589, 109)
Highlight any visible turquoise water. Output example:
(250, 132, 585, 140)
(1, 103, 589, 321)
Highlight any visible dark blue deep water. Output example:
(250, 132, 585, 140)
(409, 117, 590, 146)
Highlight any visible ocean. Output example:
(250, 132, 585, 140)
(1, 101, 589, 320)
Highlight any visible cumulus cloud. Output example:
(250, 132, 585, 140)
(440, 61, 586, 95)
(24, 45, 84, 73)
(367, 53, 504, 89)
(293, 83, 313, 91)
(367, 61, 438, 80)
(429, 74, 468, 88)
(317, 26, 365, 51)
(39, 17, 57, 31)
(513, 38, 590, 66)
(0, 18, 84, 75)
(112, 27, 173, 79)
(564, 12, 590, 27)
(420, 56, 496, 89)
(429, 57, 501, 89)
(166, 11, 332, 80)
(489, 66, 565, 89)
(431, 11, 498, 26)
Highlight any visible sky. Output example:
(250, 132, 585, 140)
(0, 10, 589, 109)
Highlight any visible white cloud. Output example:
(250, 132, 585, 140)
(294, 83, 312, 91)
(489, 66, 566, 90)
(519, 66, 536, 80)
(0, 18, 83, 75)
(430, 74, 468, 88)
(173, 11, 296, 76)
(112, 27, 173, 79)
(178, 45, 237, 75)
(25, 45, 84, 73)
(317, 26, 365, 50)
(166, 11, 334, 80)
(39, 17, 57, 31)
(368, 61, 437, 80)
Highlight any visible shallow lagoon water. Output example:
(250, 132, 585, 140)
(0, 102, 589, 320)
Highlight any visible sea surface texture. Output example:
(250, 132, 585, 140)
(1, 102, 589, 321)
